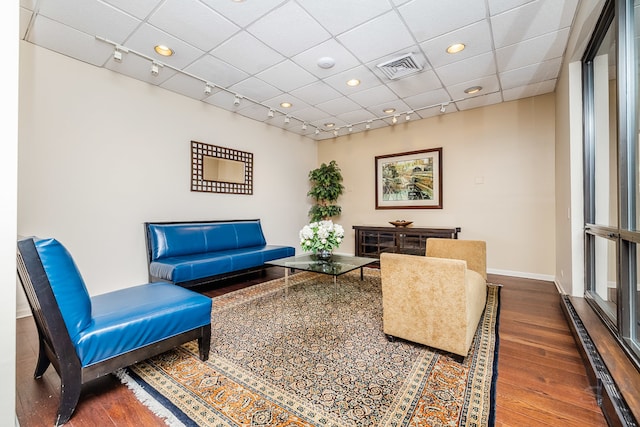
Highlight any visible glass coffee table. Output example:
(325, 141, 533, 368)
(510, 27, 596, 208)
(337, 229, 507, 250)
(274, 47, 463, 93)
(266, 253, 377, 293)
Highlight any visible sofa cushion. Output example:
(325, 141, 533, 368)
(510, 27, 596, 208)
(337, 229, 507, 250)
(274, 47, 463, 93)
(150, 245, 294, 283)
(75, 282, 211, 366)
(147, 220, 268, 260)
(35, 238, 93, 343)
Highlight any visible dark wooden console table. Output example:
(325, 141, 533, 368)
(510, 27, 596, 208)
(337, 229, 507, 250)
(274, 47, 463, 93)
(353, 225, 461, 258)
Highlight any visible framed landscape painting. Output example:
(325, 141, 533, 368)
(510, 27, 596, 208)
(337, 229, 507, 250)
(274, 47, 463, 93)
(375, 147, 442, 209)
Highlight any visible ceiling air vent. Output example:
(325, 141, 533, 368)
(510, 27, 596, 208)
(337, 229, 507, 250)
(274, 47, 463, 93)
(376, 53, 424, 80)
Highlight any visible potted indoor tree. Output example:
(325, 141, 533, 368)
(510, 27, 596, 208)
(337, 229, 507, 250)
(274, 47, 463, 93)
(307, 160, 344, 222)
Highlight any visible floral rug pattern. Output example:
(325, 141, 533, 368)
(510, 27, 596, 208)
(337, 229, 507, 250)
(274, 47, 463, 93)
(121, 269, 500, 426)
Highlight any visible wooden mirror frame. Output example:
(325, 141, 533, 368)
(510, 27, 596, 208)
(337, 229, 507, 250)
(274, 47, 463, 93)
(191, 141, 253, 194)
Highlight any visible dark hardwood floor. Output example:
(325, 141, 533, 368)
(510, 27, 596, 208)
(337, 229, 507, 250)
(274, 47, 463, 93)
(16, 269, 607, 426)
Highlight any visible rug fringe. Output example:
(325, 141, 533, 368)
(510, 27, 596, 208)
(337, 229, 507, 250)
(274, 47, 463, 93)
(115, 368, 187, 427)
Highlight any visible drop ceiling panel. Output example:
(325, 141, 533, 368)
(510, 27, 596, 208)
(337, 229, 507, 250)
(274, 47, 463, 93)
(502, 79, 556, 101)
(38, 0, 141, 44)
(398, 0, 487, 42)
(256, 60, 318, 93)
(210, 32, 284, 75)
(161, 72, 221, 101)
(291, 39, 361, 78)
(336, 12, 416, 63)
(124, 24, 205, 69)
(323, 65, 383, 95)
(499, 57, 562, 90)
(491, 0, 578, 49)
(348, 85, 399, 107)
(228, 77, 283, 103)
(290, 81, 343, 106)
(27, 16, 113, 67)
(403, 88, 453, 111)
(455, 91, 504, 110)
(487, 0, 533, 16)
(296, 0, 393, 34)
(184, 54, 249, 88)
(496, 28, 570, 71)
(385, 69, 442, 98)
(199, 0, 287, 28)
(446, 75, 501, 100)
(316, 97, 363, 116)
(420, 20, 494, 69)
(148, 0, 239, 52)
(102, 0, 160, 20)
(247, 1, 331, 57)
(435, 52, 497, 87)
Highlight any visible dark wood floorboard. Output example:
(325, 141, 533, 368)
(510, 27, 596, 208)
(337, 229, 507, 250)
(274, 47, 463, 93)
(15, 269, 606, 426)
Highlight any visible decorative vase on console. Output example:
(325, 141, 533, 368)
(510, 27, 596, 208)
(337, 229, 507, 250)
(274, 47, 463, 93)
(299, 220, 344, 262)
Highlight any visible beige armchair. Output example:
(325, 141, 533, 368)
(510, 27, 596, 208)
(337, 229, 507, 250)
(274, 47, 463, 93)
(380, 239, 487, 357)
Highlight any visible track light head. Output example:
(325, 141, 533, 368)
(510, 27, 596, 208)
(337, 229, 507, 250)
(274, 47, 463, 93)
(284, 115, 291, 124)
(113, 49, 122, 62)
(268, 109, 274, 118)
(204, 83, 212, 95)
(391, 115, 398, 124)
(440, 103, 447, 113)
(302, 122, 307, 130)
(233, 95, 242, 106)
(150, 62, 160, 76)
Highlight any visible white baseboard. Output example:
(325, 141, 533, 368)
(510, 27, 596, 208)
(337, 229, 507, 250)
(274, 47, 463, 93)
(487, 268, 555, 282)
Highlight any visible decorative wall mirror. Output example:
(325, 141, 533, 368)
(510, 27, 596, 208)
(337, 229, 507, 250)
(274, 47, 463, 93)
(191, 141, 253, 194)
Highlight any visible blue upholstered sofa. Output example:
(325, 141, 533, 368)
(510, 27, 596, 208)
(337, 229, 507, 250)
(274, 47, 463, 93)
(144, 219, 295, 287)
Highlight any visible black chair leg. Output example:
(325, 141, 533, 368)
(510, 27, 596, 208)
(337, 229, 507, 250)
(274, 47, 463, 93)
(34, 337, 51, 378)
(56, 372, 81, 427)
(199, 324, 211, 361)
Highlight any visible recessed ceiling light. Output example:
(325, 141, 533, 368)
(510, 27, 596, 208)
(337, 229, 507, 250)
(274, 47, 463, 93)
(446, 43, 466, 54)
(464, 86, 483, 94)
(383, 108, 396, 114)
(154, 45, 174, 56)
(324, 123, 335, 128)
(280, 102, 292, 108)
(346, 79, 360, 87)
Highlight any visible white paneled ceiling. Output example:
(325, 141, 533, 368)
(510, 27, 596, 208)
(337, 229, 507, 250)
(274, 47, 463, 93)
(20, 0, 579, 140)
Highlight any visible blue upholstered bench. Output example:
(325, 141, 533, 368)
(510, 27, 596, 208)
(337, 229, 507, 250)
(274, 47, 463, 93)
(144, 219, 295, 288)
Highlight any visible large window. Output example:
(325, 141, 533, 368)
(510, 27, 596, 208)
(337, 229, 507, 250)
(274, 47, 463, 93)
(583, 0, 640, 362)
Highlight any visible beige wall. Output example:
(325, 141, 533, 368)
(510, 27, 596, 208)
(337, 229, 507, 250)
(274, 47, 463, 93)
(318, 94, 556, 278)
(17, 42, 317, 315)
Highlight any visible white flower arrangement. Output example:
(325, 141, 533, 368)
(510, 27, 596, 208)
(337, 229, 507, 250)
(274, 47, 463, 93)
(299, 220, 344, 253)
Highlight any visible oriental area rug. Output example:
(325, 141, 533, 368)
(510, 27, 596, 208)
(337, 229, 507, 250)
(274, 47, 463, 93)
(118, 269, 501, 427)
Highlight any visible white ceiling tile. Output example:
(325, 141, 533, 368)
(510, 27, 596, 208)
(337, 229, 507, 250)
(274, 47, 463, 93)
(446, 75, 501, 100)
(124, 24, 205, 69)
(323, 65, 383, 95)
(336, 109, 378, 125)
(316, 97, 363, 116)
(247, 2, 330, 57)
(148, 0, 239, 52)
(292, 107, 337, 122)
(435, 52, 497, 87)
(403, 88, 452, 110)
(348, 85, 398, 107)
(399, 0, 487, 42)
(290, 81, 342, 105)
(262, 94, 311, 114)
(185, 55, 249, 88)
(200, 0, 287, 28)
(385, 69, 442, 98)
(337, 11, 415, 63)
(420, 20, 494, 69)
(496, 28, 569, 71)
(365, 99, 411, 117)
(491, 0, 579, 48)
(291, 39, 361, 78)
(103, 0, 160, 20)
(38, 0, 141, 44)
(499, 57, 562, 90)
(27, 15, 113, 67)
(20, 0, 35, 9)
(296, 0, 393, 34)
(228, 77, 283, 102)
(487, 0, 533, 16)
(256, 60, 318, 92)
(502, 79, 556, 101)
(455, 91, 503, 111)
(211, 32, 284, 75)
(203, 90, 242, 112)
